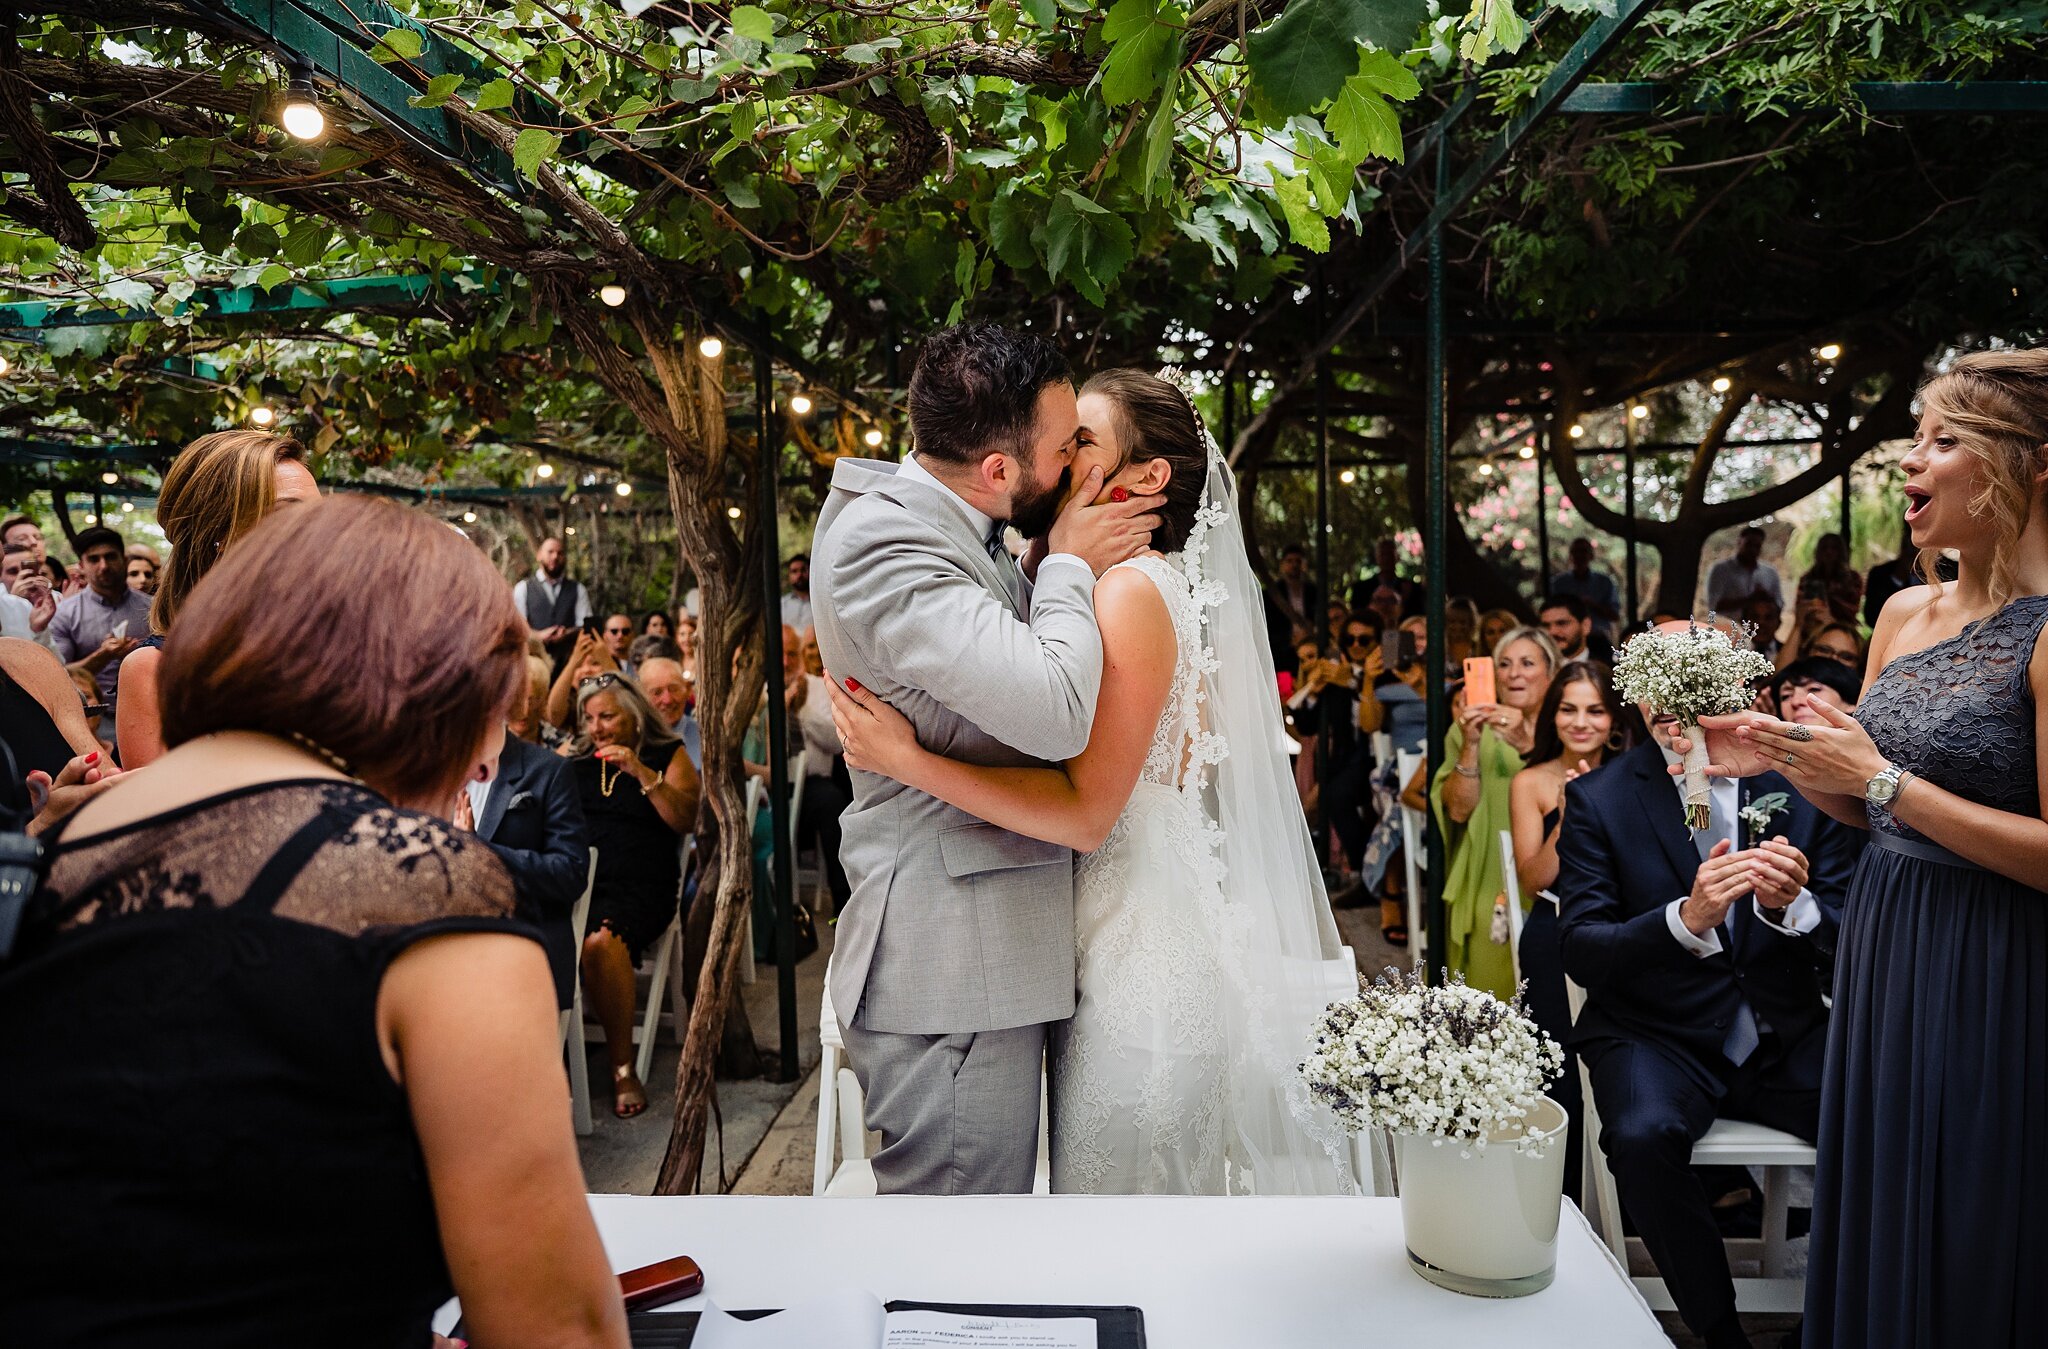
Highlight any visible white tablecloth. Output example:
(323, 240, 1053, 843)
(444, 1194, 1669, 1346)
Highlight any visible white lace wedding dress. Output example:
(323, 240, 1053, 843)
(1048, 552, 1242, 1194)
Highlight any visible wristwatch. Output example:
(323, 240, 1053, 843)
(1865, 762, 1908, 813)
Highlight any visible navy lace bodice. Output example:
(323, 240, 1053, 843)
(1856, 593, 2048, 841)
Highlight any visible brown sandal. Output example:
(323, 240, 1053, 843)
(1380, 897, 1409, 947)
(612, 1063, 648, 1119)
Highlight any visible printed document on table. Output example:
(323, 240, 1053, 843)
(884, 1310, 1096, 1348)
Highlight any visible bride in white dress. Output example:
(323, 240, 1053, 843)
(829, 368, 1366, 1197)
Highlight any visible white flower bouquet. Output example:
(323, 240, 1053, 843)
(1611, 622, 1775, 831)
(1299, 970, 1563, 1149)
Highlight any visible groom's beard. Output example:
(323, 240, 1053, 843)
(1006, 466, 1071, 540)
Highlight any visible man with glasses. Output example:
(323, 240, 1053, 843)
(600, 613, 636, 679)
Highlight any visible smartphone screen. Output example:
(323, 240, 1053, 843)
(1462, 656, 1497, 707)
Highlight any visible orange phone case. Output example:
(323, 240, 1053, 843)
(1462, 657, 1497, 706)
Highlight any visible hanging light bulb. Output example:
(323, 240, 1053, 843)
(100, 471, 119, 485)
(1711, 376, 1732, 393)
(82, 514, 97, 525)
(1478, 462, 1494, 477)
(0, 353, 11, 376)
(1817, 343, 1842, 361)
(1519, 444, 1536, 460)
(535, 462, 555, 479)
(1338, 468, 1357, 485)
(863, 427, 885, 447)
(280, 64, 326, 141)
(698, 335, 724, 359)
(1629, 404, 1650, 420)
(789, 393, 813, 415)
(249, 404, 276, 426)
(1568, 423, 1585, 438)
(599, 284, 627, 307)
(727, 505, 743, 519)
(615, 481, 633, 497)
(462, 509, 478, 523)
(121, 501, 135, 513)
(564, 526, 577, 536)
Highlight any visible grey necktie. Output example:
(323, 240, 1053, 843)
(1694, 783, 1762, 1066)
(986, 524, 1020, 609)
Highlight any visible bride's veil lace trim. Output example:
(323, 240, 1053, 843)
(1153, 364, 1369, 1196)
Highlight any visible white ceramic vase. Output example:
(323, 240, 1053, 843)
(1392, 1096, 1569, 1297)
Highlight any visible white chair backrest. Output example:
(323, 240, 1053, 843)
(1497, 830, 1526, 985)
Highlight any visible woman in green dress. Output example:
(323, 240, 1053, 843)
(1430, 625, 1560, 999)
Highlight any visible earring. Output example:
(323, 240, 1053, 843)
(1607, 730, 1626, 752)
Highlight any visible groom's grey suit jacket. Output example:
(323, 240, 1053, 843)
(811, 458, 1104, 1035)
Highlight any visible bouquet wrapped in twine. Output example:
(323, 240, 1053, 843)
(1612, 622, 1775, 831)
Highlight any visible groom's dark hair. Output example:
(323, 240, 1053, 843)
(908, 323, 1072, 466)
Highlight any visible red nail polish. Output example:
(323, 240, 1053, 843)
(1110, 487, 1131, 503)
(86, 752, 99, 764)
(846, 678, 862, 692)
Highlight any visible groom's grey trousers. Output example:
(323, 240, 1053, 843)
(809, 456, 1104, 1195)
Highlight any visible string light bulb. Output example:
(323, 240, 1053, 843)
(698, 335, 724, 359)
(727, 505, 743, 519)
(1711, 376, 1732, 393)
(121, 501, 134, 513)
(280, 64, 326, 140)
(1338, 468, 1357, 485)
(82, 514, 97, 525)
(599, 284, 627, 307)
(863, 427, 885, 447)
(1629, 404, 1650, 420)
(1519, 444, 1537, 460)
(615, 482, 632, 497)
(1817, 343, 1842, 361)
(789, 393, 813, 415)
(101, 471, 119, 485)
(0, 354, 11, 376)
(535, 462, 555, 479)
(564, 526, 576, 536)
(1477, 462, 1494, 477)
(1568, 423, 1585, 438)
(249, 405, 276, 426)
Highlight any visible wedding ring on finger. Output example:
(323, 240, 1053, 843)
(1785, 724, 1815, 743)
(1785, 750, 1798, 767)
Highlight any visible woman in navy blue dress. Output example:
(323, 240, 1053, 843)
(1683, 350, 2048, 1346)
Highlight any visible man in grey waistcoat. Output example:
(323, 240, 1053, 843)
(810, 324, 1161, 1194)
(512, 537, 592, 677)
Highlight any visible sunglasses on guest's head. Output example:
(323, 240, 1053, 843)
(579, 673, 622, 692)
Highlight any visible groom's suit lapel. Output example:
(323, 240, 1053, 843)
(842, 459, 1025, 619)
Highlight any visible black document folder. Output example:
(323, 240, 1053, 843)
(625, 1301, 1146, 1348)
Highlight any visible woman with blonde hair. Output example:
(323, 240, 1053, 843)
(116, 430, 319, 767)
(1430, 623, 1560, 998)
(1678, 349, 2048, 1347)
(564, 672, 700, 1117)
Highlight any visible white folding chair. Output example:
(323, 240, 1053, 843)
(785, 750, 815, 916)
(1497, 829, 1526, 986)
(557, 848, 598, 1136)
(632, 833, 694, 1085)
(1395, 750, 1427, 970)
(1566, 964, 1815, 1313)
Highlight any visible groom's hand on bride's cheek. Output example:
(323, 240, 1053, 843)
(1050, 466, 1166, 575)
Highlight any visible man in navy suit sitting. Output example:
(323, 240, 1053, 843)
(462, 730, 590, 1009)
(1557, 642, 1859, 1349)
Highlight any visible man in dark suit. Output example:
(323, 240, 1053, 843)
(1557, 691, 1858, 1349)
(464, 731, 590, 1009)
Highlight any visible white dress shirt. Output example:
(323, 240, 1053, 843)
(894, 453, 1090, 583)
(1658, 749, 1821, 956)
(464, 775, 494, 830)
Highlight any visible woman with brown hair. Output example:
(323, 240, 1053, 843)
(0, 496, 627, 1349)
(1681, 349, 2048, 1347)
(116, 429, 319, 768)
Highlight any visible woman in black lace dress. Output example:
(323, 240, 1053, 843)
(0, 497, 627, 1349)
(1683, 350, 2048, 1346)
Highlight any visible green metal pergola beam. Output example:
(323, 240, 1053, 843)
(1560, 80, 2048, 115)
(0, 270, 494, 332)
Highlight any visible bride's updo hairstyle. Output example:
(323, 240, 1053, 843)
(1917, 347, 2048, 603)
(1080, 368, 1211, 553)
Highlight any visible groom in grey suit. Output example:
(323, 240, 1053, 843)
(811, 324, 1161, 1194)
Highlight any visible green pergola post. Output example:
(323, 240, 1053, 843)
(754, 341, 799, 1086)
(1423, 137, 1450, 986)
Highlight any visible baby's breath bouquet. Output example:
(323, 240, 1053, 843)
(1612, 621, 1775, 830)
(1299, 970, 1562, 1149)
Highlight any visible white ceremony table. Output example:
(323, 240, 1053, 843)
(444, 1194, 1671, 1346)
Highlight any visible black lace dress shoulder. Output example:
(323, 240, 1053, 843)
(0, 779, 540, 1349)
